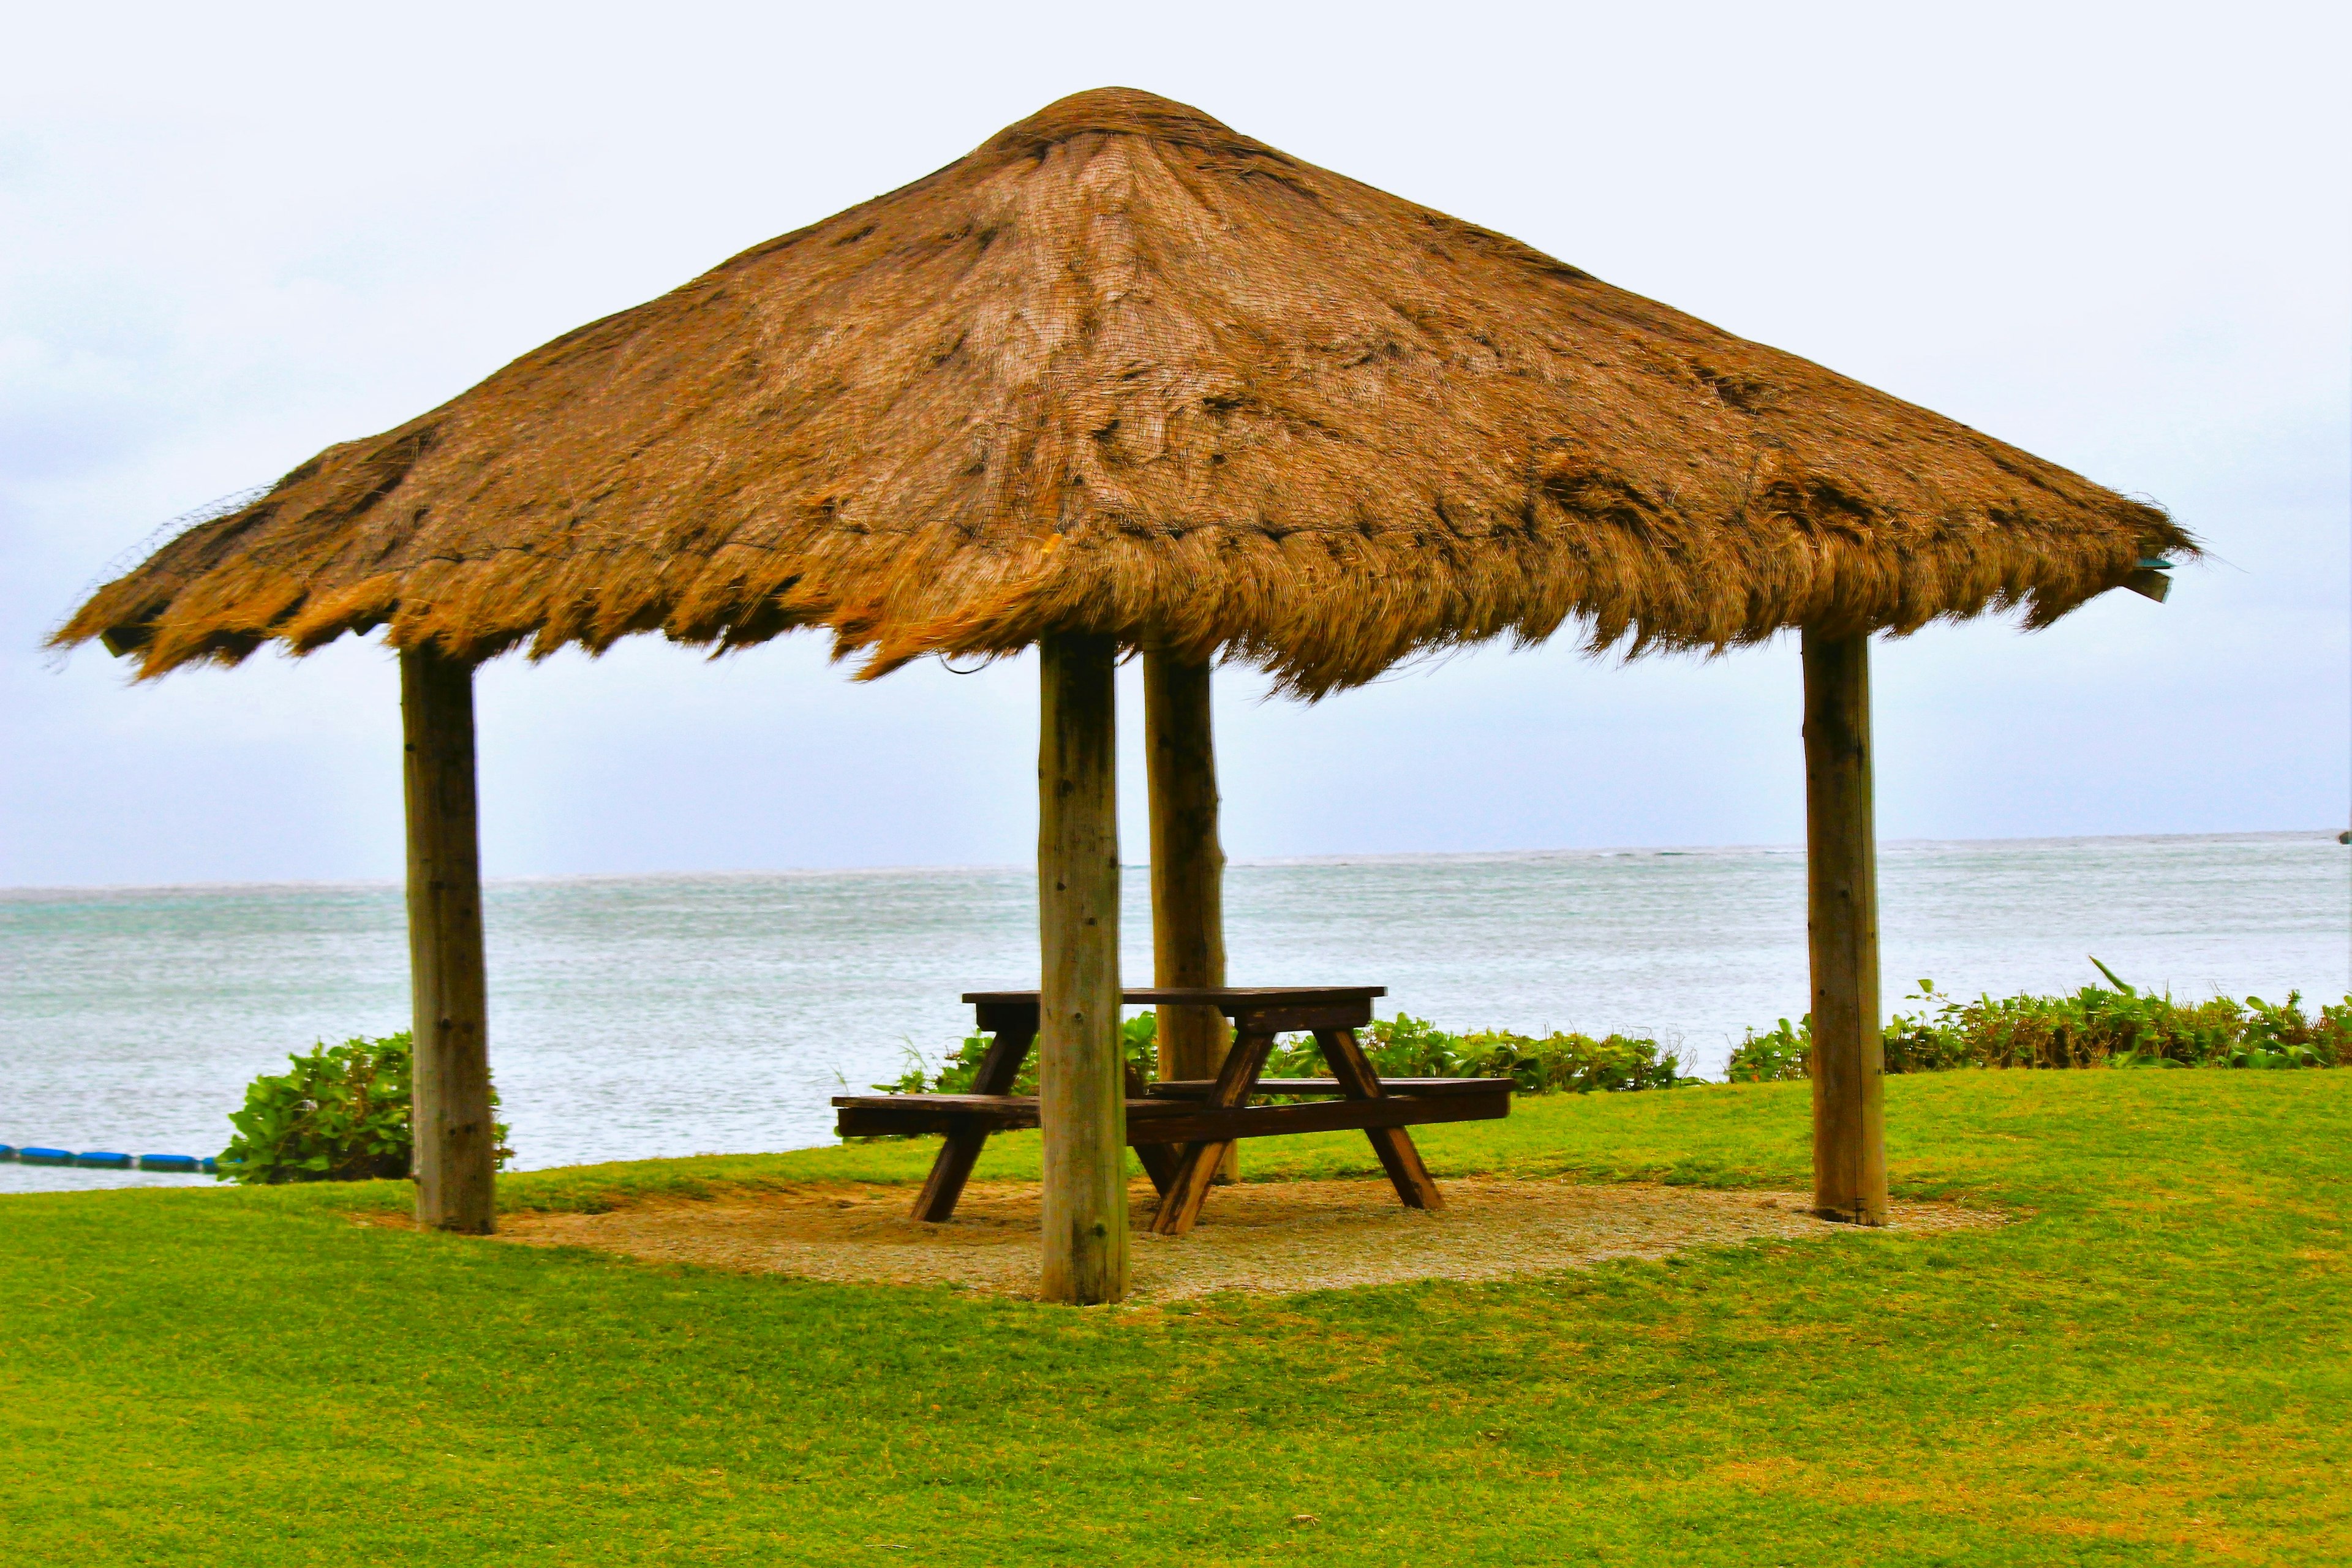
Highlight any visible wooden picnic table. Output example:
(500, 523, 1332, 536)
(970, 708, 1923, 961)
(832, 986, 1512, 1235)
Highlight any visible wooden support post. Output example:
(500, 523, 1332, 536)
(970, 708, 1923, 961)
(1801, 629, 1887, 1226)
(401, 646, 496, 1234)
(1037, 633, 1128, 1303)
(1143, 650, 1234, 1181)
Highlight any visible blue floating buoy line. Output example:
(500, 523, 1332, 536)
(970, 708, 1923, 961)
(1, 1144, 216, 1173)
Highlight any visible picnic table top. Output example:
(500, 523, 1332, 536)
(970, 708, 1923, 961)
(961, 986, 1387, 1008)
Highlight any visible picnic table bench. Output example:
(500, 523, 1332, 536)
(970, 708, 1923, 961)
(832, 986, 1512, 1235)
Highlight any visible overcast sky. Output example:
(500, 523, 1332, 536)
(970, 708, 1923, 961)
(4, 1, 2345, 888)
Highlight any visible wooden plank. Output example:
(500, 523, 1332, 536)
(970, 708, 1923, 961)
(400, 647, 496, 1236)
(839, 1089, 1504, 1121)
(1233, 1000, 1375, 1034)
(1802, 630, 1888, 1226)
(963, 986, 1387, 1010)
(839, 1090, 1509, 1145)
(911, 1021, 1035, 1222)
(1125, 1090, 1507, 1145)
(1123, 986, 1387, 1009)
(1150, 1028, 1275, 1235)
(1143, 1077, 1513, 1098)
(1036, 632, 1128, 1303)
(1317, 1027, 1445, 1211)
(837, 1106, 1031, 1138)
(833, 1093, 1042, 1114)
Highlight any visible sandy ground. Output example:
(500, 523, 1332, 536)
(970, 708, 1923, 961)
(492, 1177, 2002, 1301)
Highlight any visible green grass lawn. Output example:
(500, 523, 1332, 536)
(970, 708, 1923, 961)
(5, 1072, 2347, 1565)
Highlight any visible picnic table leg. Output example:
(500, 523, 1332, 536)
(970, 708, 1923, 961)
(1316, 1027, 1446, 1212)
(1124, 1063, 1176, 1197)
(911, 1012, 1036, 1223)
(1150, 1027, 1275, 1237)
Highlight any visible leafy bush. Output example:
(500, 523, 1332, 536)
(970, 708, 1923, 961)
(1722, 961, 2352, 1083)
(1724, 1017, 1812, 1083)
(1262, 1014, 1691, 1094)
(879, 1010, 1690, 1097)
(217, 1031, 513, 1185)
(882, 965, 2352, 1103)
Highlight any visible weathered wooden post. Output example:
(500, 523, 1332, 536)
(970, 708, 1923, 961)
(401, 646, 496, 1234)
(1038, 633, 1128, 1302)
(1143, 651, 1234, 1179)
(1801, 628, 1888, 1225)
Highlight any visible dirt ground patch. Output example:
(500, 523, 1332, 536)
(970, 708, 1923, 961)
(493, 1178, 2002, 1300)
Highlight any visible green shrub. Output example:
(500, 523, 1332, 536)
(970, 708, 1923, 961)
(1725, 1017, 1812, 1083)
(1263, 1014, 1691, 1093)
(217, 1031, 514, 1185)
(880, 1010, 1690, 1097)
(1722, 961, 2352, 1083)
(881, 967, 2352, 1102)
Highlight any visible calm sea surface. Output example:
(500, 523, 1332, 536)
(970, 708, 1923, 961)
(3, 831, 2344, 1192)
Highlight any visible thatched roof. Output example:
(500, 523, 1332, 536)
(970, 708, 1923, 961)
(58, 88, 2191, 694)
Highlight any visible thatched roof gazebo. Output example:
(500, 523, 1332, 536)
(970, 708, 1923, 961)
(58, 88, 2190, 1302)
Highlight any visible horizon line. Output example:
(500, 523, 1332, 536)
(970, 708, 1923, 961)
(0, 826, 2332, 898)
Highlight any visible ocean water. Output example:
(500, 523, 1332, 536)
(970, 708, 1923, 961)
(3, 831, 2344, 1192)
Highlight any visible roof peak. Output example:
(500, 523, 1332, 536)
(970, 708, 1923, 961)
(982, 87, 1250, 156)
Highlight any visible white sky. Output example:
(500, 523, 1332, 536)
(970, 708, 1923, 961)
(4, 0, 2345, 887)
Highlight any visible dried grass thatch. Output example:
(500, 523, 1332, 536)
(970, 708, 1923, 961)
(56, 88, 2192, 694)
